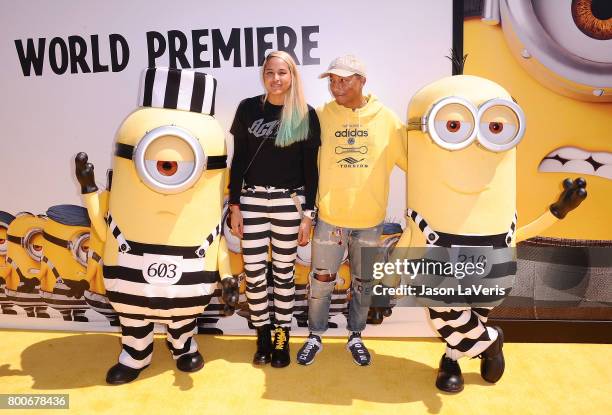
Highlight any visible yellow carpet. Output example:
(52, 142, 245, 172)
(0, 330, 610, 415)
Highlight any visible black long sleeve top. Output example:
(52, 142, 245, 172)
(228, 95, 321, 209)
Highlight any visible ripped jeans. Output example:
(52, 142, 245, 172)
(308, 218, 383, 334)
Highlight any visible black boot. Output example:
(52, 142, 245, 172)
(479, 326, 505, 383)
(106, 363, 148, 385)
(253, 324, 272, 365)
(435, 354, 464, 393)
(271, 326, 290, 368)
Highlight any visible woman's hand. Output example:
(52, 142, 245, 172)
(230, 205, 244, 238)
(297, 217, 312, 246)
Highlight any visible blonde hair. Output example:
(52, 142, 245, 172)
(262, 51, 310, 147)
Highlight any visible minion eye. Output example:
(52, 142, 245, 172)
(23, 228, 43, 262)
(296, 242, 312, 266)
(477, 100, 526, 152)
(0, 233, 7, 255)
(133, 126, 205, 194)
(71, 233, 90, 267)
(428, 99, 477, 149)
(223, 220, 242, 254)
(572, 0, 612, 40)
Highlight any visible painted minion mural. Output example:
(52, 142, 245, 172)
(74, 68, 239, 385)
(386, 74, 585, 393)
(0, 211, 17, 314)
(82, 197, 119, 327)
(463, 0, 612, 240)
(462, 0, 612, 319)
(38, 205, 91, 322)
(4, 212, 47, 318)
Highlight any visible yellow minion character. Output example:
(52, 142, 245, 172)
(38, 205, 92, 322)
(82, 192, 119, 327)
(0, 211, 17, 314)
(4, 212, 47, 317)
(74, 68, 239, 384)
(384, 75, 585, 393)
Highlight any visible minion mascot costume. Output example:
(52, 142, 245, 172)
(38, 205, 91, 322)
(0, 211, 17, 314)
(83, 209, 120, 327)
(4, 213, 48, 318)
(383, 75, 586, 393)
(75, 68, 239, 384)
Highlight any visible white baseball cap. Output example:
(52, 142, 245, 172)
(319, 54, 366, 78)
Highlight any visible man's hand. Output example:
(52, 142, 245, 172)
(229, 205, 243, 239)
(297, 217, 312, 246)
(75, 152, 99, 194)
(550, 177, 587, 219)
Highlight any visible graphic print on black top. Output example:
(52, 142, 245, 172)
(229, 95, 320, 209)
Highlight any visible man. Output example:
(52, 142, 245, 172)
(296, 55, 407, 366)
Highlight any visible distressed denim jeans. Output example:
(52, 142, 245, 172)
(308, 218, 383, 334)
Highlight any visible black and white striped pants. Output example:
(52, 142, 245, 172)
(118, 316, 198, 369)
(240, 185, 303, 328)
(428, 307, 497, 360)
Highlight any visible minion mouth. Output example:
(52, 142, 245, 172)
(539, 146, 612, 180)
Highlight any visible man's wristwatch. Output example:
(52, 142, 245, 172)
(303, 209, 316, 220)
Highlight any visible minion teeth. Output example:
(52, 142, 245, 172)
(539, 147, 612, 180)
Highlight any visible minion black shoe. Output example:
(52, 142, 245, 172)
(176, 351, 204, 372)
(479, 326, 505, 383)
(271, 326, 290, 368)
(435, 355, 464, 393)
(106, 363, 148, 385)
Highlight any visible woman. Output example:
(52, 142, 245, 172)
(229, 50, 320, 368)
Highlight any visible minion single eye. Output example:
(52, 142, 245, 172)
(477, 99, 526, 152)
(296, 242, 312, 266)
(71, 232, 90, 267)
(223, 221, 242, 253)
(0, 234, 7, 256)
(144, 160, 196, 187)
(427, 98, 478, 150)
(23, 228, 43, 262)
(132, 126, 206, 194)
(572, 0, 612, 41)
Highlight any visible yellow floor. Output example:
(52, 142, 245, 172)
(0, 330, 610, 415)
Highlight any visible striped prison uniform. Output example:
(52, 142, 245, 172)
(40, 256, 88, 321)
(83, 248, 119, 326)
(406, 208, 517, 360)
(0, 266, 16, 313)
(4, 257, 47, 317)
(102, 214, 221, 369)
(240, 185, 304, 328)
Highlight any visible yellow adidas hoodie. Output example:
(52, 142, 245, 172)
(316, 94, 407, 228)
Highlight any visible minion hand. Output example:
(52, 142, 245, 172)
(75, 152, 99, 194)
(221, 276, 239, 316)
(550, 178, 587, 219)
